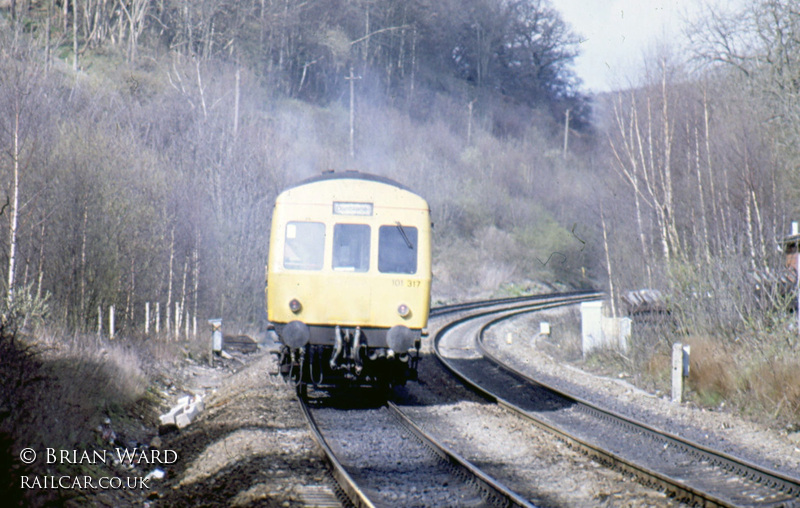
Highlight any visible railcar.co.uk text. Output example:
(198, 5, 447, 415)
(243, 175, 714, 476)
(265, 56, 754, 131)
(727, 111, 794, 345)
(18, 447, 177, 490)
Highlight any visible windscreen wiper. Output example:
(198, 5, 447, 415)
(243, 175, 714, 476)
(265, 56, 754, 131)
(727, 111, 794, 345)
(395, 221, 414, 249)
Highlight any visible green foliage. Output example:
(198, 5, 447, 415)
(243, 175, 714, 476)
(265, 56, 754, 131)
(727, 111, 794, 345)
(496, 282, 534, 297)
(512, 206, 587, 285)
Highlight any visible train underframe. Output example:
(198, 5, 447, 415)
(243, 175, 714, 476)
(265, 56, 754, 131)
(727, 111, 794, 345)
(271, 323, 421, 391)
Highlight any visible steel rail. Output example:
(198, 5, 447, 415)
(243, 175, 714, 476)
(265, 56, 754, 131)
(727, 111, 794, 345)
(385, 401, 537, 508)
(432, 295, 800, 507)
(293, 292, 598, 508)
(429, 289, 600, 317)
(298, 391, 538, 507)
(297, 394, 374, 508)
(474, 309, 800, 506)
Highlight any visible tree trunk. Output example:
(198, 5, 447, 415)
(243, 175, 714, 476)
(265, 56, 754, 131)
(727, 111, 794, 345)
(166, 227, 174, 338)
(703, 85, 721, 253)
(7, 107, 21, 307)
(601, 205, 617, 317)
(693, 125, 710, 263)
(35, 222, 45, 302)
(73, 0, 79, 71)
(80, 199, 88, 324)
(192, 243, 199, 338)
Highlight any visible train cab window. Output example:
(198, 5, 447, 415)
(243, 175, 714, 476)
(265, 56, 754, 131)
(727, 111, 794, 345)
(284, 222, 325, 270)
(333, 224, 370, 272)
(378, 224, 418, 274)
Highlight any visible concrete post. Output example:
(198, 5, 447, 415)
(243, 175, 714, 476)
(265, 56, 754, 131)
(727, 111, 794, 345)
(581, 301, 603, 357)
(539, 322, 550, 336)
(208, 318, 222, 365)
(175, 302, 181, 340)
(109, 305, 115, 340)
(671, 342, 690, 403)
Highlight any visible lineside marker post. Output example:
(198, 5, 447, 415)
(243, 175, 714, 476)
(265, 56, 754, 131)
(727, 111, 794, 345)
(671, 343, 690, 403)
(109, 305, 115, 340)
(208, 318, 222, 366)
(671, 343, 683, 403)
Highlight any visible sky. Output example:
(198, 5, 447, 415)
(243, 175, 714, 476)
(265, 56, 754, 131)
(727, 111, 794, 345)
(554, 0, 744, 93)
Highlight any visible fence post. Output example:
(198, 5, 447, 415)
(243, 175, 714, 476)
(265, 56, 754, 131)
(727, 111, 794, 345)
(109, 305, 115, 340)
(208, 319, 222, 365)
(175, 302, 180, 340)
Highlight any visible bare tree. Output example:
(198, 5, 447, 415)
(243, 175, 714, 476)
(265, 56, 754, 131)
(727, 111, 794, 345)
(0, 40, 46, 311)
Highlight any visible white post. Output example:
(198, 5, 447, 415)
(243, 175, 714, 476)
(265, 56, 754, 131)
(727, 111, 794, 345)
(175, 302, 180, 340)
(155, 302, 160, 334)
(580, 301, 603, 357)
(109, 305, 115, 340)
(145, 302, 150, 335)
(539, 322, 550, 336)
(671, 342, 683, 403)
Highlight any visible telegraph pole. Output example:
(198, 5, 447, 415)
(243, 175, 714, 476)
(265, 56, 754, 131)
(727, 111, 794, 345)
(345, 67, 361, 159)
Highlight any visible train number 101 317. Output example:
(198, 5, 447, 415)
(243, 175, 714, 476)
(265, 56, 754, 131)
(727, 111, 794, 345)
(392, 279, 421, 288)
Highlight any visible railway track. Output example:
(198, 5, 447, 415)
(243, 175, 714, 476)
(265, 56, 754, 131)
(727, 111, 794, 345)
(295, 292, 599, 507)
(434, 295, 800, 507)
(298, 390, 534, 507)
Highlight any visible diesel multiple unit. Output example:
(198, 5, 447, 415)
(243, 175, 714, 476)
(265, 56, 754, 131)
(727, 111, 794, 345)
(266, 171, 432, 390)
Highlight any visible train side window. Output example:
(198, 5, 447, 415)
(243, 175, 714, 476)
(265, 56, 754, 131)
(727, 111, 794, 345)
(284, 222, 325, 270)
(378, 224, 418, 274)
(333, 224, 370, 272)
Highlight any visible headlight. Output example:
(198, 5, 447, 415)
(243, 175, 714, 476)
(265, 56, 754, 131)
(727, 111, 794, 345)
(397, 303, 411, 318)
(289, 299, 302, 313)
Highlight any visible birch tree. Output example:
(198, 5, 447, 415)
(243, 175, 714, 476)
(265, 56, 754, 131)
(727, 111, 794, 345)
(608, 54, 684, 279)
(0, 39, 46, 312)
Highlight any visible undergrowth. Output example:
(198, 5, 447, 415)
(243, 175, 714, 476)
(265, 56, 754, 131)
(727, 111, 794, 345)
(1, 322, 210, 506)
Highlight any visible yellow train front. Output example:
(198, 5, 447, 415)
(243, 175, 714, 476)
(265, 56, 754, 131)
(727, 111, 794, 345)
(266, 171, 432, 390)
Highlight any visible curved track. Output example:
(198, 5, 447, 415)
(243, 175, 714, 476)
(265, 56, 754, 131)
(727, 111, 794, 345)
(294, 292, 598, 507)
(434, 296, 800, 507)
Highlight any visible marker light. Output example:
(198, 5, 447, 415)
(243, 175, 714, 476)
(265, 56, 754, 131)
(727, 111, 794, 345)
(289, 299, 302, 313)
(397, 304, 411, 318)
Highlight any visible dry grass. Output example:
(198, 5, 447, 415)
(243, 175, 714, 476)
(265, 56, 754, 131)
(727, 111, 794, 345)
(642, 351, 671, 392)
(742, 357, 800, 420)
(685, 337, 737, 406)
(585, 325, 800, 424)
(0, 327, 206, 505)
(681, 335, 800, 423)
(5, 331, 153, 455)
